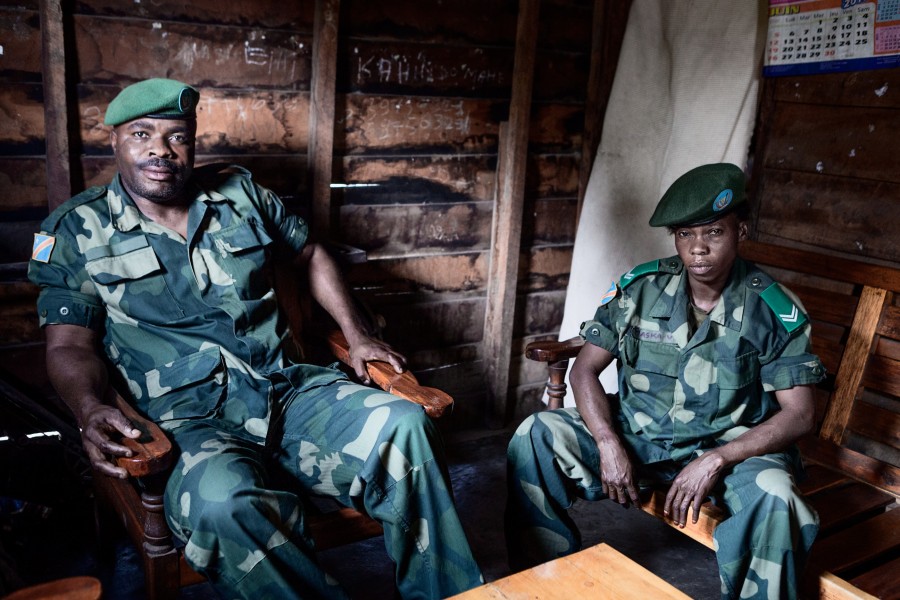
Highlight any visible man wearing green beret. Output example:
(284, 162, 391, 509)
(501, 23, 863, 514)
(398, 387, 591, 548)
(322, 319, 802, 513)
(505, 163, 825, 599)
(28, 78, 483, 599)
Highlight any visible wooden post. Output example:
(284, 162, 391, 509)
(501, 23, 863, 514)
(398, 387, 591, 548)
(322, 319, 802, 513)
(483, 0, 539, 425)
(39, 0, 73, 210)
(576, 0, 633, 224)
(308, 0, 340, 240)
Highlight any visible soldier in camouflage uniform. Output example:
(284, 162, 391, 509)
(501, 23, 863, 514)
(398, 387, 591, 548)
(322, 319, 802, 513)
(506, 164, 825, 599)
(28, 78, 483, 599)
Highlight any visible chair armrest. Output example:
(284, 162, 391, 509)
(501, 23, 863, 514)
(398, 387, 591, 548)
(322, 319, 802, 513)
(324, 330, 453, 418)
(525, 337, 585, 364)
(106, 387, 175, 477)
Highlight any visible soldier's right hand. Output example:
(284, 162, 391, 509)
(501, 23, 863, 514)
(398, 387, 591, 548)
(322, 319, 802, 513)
(79, 404, 141, 479)
(597, 437, 641, 508)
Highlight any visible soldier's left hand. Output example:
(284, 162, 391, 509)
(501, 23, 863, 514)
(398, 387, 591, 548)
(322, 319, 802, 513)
(663, 451, 725, 527)
(348, 336, 407, 384)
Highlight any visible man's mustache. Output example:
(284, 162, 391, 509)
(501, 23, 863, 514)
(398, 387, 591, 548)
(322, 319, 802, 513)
(138, 158, 182, 172)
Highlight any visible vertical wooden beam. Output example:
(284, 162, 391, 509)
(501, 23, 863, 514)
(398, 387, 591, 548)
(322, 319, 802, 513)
(40, 0, 72, 210)
(308, 0, 340, 240)
(576, 0, 633, 224)
(577, 0, 607, 224)
(820, 286, 888, 444)
(483, 0, 539, 425)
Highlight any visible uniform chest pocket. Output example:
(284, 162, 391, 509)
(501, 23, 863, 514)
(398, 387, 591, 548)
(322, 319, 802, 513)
(206, 217, 274, 297)
(714, 351, 759, 390)
(85, 244, 184, 322)
(621, 332, 680, 378)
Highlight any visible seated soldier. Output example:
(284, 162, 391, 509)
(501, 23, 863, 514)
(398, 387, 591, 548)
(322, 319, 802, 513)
(505, 163, 824, 599)
(28, 78, 483, 599)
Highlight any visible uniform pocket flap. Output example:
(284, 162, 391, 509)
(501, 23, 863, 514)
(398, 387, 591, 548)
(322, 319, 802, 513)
(86, 245, 164, 285)
(211, 217, 273, 255)
(146, 346, 224, 399)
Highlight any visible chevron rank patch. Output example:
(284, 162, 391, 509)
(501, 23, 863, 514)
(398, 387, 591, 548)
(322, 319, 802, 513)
(31, 233, 56, 263)
(760, 283, 807, 333)
(599, 281, 618, 306)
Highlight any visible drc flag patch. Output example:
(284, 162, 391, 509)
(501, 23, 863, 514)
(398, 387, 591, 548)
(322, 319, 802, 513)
(599, 281, 617, 306)
(32, 233, 56, 263)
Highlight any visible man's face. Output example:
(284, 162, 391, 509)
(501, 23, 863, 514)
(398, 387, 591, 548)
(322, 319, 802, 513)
(673, 213, 748, 289)
(110, 118, 196, 205)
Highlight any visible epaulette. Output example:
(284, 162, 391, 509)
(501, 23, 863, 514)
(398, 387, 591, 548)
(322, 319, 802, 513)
(42, 186, 108, 231)
(619, 259, 660, 289)
(746, 270, 808, 333)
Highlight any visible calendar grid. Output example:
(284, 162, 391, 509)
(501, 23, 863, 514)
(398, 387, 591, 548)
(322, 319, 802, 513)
(765, 1, 900, 76)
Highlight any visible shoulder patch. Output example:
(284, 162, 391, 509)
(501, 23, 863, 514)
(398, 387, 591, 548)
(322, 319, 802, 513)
(31, 233, 56, 263)
(760, 283, 807, 333)
(620, 260, 660, 289)
(599, 281, 618, 305)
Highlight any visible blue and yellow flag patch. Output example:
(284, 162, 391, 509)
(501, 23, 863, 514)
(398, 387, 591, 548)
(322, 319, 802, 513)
(599, 281, 618, 306)
(32, 233, 56, 263)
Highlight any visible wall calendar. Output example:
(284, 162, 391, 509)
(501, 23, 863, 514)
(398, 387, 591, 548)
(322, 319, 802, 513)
(765, 0, 900, 76)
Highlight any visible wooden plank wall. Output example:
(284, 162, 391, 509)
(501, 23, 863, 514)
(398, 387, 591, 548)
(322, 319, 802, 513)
(0, 0, 632, 429)
(752, 68, 900, 266)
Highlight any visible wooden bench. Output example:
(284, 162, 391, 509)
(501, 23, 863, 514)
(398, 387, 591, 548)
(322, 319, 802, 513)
(525, 240, 900, 600)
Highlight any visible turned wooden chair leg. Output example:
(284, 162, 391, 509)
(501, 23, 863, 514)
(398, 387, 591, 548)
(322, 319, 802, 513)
(140, 474, 180, 600)
(546, 359, 569, 410)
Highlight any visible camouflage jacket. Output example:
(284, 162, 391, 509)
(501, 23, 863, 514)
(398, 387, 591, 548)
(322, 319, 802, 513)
(580, 256, 826, 465)
(28, 165, 344, 435)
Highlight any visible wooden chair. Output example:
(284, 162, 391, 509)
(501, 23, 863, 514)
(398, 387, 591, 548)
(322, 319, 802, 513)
(93, 270, 453, 600)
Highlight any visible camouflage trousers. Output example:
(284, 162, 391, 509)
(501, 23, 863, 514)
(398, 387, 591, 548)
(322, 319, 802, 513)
(505, 408, 819, 600)
(162, 378, 483, 600)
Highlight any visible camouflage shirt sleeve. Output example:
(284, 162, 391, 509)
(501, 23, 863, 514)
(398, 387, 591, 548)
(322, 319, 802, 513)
(27, 195, 107, 331)
(579, 286, 622, 355)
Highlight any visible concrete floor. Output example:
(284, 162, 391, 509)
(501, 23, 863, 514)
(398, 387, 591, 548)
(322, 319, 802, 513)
(3, 427, 721, 599)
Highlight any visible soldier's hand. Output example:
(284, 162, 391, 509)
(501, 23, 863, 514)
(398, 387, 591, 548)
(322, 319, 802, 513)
(79, 404, 141, 479)
(663, 451, 724, 527)
(348, 336, 407, 384)
(597, 437, 641, 508)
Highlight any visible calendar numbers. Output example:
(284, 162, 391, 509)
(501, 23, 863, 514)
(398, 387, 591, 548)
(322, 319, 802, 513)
(767, 3, 874, 65)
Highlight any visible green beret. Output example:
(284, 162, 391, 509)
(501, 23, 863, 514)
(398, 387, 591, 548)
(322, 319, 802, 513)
(104, 78, 199, 127)
(648, 163, 746, 227)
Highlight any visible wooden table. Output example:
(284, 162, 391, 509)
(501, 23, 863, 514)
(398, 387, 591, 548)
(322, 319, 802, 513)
(450, 543, 691, 599)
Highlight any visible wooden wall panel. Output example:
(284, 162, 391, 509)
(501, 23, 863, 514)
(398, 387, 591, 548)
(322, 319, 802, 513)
(0, 84, 45, 153)
(74, 17, 312, 89)
(339, 0, 518, 46)
(345, 253, 487, 294)
(754, 68, 900, 267)
(339, 95, 501, 154)
(339, 155, 496, 202)
(339, 203, 492, 258)
(75, 0, 314, 29)
(0, 159, 46, 214)
(757, 170, 900, 263)
(0, 7, 42, 81)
